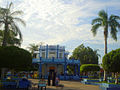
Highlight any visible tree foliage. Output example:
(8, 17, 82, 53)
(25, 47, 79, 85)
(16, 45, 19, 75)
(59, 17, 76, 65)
(91, 10, 120, 54)
(102, 48, 120, 73)
(27, 43, 39, 56)
(102, 48, 120, 84)
(0, 30, 21, 46)
(0, 46, 32, 70)
(80, 64, 100, 72)
(0, 2, 26, 46)
(70, 44, 100, 65)
(91, 10, 120, 81)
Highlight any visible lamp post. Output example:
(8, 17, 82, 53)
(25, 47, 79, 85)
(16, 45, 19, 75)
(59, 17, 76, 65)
(39, 57, 42, 79)
(39, 47, 42, 79)
(64, 57, 67, 80)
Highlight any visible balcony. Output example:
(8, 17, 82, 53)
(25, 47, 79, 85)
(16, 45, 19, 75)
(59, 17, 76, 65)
(40, 45, 65, 50)
(32, 58, 80, 64)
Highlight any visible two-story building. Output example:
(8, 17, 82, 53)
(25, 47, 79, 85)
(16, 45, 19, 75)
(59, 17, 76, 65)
(32, 45, 80, 80)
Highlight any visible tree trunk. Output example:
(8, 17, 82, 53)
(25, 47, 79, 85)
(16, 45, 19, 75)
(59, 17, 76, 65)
(103, 70, 107, 81)
(104, 30, 107, 54)
(115, 72, 119, 84)
(103, 29, 108, 81)
(1, 68, 6, 79)
(2, 23, 8, 46)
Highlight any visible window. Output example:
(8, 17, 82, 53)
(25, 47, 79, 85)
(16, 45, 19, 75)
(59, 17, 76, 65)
(49, 52, 56, 59)
(59, 53, 63, 59)
(42, 52, 45, 58)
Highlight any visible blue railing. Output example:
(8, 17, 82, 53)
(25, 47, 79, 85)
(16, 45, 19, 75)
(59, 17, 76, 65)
(32, 58, 80, 64)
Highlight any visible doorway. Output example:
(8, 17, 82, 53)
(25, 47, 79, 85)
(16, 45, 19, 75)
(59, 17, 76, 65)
(49, 66, 55, 77)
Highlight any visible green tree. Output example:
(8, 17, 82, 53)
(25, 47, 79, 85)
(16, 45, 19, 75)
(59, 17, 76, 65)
(0, 2, 26, 46)
(70, 44, 100, 65)
(91, 10, 120, 54)
(80, 64, 100, 79)
(91, 10, 120, 81)
(80, 64, 100, 72)
(102, 48, 120, 84)
(0, 46, 32, 70)
(27, 43, 39, 56)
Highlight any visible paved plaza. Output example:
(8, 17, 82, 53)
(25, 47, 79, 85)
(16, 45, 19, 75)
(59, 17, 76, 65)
(29, 79, 100, 90)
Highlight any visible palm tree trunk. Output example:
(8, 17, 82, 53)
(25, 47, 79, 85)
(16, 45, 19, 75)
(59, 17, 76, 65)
(2, 23, 8, 46)
(103, 30, 108, 81)
(104, 35, 107, 54)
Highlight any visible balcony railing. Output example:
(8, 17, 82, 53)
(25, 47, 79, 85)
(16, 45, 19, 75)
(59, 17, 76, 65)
(40, 45, 65, 50)
(32, 58, 80, 64)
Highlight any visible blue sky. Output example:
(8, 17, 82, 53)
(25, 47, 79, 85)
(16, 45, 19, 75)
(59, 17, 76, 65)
(0, 0, 120, 63)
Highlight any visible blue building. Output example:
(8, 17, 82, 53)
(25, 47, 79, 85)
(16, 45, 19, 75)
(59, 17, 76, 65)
(32, 45, 80, 80)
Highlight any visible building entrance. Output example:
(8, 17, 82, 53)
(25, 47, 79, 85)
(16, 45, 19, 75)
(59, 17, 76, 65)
(48, 67, 56, 86)
(49, 66, 55, 78)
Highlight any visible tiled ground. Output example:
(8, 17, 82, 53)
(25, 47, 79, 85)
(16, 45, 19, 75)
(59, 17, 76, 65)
(29, 79, 100, 90)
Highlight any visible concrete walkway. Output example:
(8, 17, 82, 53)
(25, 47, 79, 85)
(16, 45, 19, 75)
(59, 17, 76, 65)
(29, 79, 100, 90)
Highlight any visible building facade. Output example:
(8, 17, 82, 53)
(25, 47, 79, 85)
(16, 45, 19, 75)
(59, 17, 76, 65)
(32, 45, 80, 80)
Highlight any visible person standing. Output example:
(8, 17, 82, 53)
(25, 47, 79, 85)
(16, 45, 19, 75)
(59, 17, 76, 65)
(48, 72, 51, 86)
(52, 72, 56, 86)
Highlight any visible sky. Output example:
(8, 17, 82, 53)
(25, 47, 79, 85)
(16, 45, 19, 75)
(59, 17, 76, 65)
(0, 0, 120, 63)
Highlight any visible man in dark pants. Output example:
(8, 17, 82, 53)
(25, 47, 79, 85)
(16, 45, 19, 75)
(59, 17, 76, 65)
(48, 73, 51, 86)
(52, 72, 56, 86)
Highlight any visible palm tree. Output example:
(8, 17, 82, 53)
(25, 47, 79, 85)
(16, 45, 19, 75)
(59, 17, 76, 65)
(0, 2, 25, 46)
(91, 10, 120, 81)
(27, 43, 39, 56)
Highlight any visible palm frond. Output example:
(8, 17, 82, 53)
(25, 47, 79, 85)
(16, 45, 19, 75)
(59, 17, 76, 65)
(8, 2, 13, 10)
(98, 10, 108, 26)
(110, 15, 120, 20)
(11, 22, 23, 41)
(10, 10, 23, 16)
(91, 24, 101, 36)
(14, 24, 22, 41)
(91, 18, 102, 25)
(109, 14, 120, 41)
(27, 43, 39, 53)
(0, 7, 7, 16)
(14, 17, 26, 27)
(109, 15, 120, 29)
(110, 26, 117, 41)
(111, 20, 120, 29)
(98, 10, 107, 19)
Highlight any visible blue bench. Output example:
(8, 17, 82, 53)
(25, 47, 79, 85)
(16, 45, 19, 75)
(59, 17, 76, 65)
(38, 83, 46, 90)
(2, 82, 17, 88)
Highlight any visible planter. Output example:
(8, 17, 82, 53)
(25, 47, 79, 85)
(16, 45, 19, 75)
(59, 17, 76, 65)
(83, 79, 100, 82)
(81, 79, 100, 85)
(81, 81, 101, 85)
(99, 83, 120, 90)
